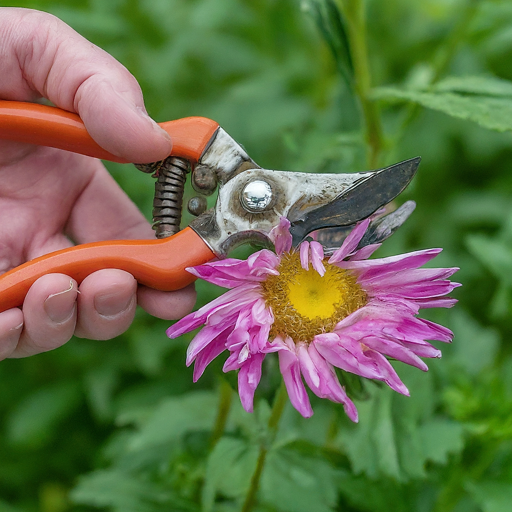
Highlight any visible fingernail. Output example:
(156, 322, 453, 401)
(135, 106, 172, 141)
(94, 291, 133, 318)
(10, 322, 23, 332)
(44, 282, 77, 323)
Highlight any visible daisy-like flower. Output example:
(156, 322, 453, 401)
(167, 218, 459, 421)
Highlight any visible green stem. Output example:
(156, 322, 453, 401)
(240, 382, 288, 512)
(339, 0, 384, 168)
(210, 379, 233, 449)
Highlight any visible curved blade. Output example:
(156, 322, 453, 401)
(289, 157, 420, 245)
(316, 200, 417, 253)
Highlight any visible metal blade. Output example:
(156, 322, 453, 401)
(289, 157, 420, 245)
(315, 200, 417, 253)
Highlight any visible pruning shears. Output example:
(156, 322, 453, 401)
(0, 100, 419, 312)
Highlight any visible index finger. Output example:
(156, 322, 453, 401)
(0, 7, 171, 163)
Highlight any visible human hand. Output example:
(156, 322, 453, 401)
(0, 8, 196, 359)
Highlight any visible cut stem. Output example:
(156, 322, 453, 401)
(240, 382, 288, 512)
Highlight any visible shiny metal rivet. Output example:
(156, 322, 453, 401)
(240, 180, 273, 212)
(188, 196, 208, 216)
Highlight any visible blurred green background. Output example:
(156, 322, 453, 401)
(1, 0, 512, 511)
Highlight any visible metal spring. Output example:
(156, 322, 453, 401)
(150, 157, 190, 239)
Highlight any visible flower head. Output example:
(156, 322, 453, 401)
(167, 217, 459, 421)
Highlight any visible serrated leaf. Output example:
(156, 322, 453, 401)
(448, 308, 500, 375)
(373, 76, 512, 132)
(6, 382, 81, 448)
(434, 75, 512, 97)
(341, 388, 401, 480)
(465, 481, 512, 512)
(340, 366, 444, 481)
(127, 391, 218, 450)
(466, 234, 512, 284)
(419, 418, 464, 465)
(202, 437, 259, 511)
(70, 470, 175, 512)
(260, 447, 339, 512)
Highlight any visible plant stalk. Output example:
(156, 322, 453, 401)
(210, 379, 233, 449)
(240, 382, 288, 512)
(339, 0, 384, 168)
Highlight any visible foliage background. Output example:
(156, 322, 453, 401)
(1, 0, 512, 511)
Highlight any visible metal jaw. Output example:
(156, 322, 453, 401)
(138, 126, 420, 257)
(187, 128, 421, 257)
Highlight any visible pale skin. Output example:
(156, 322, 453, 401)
(0, 8, 196, 359)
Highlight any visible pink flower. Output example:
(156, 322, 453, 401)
(167, 218, 459, 421)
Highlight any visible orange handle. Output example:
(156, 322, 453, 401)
(0, 100, 219, 162)
(0, 227, 215, 312)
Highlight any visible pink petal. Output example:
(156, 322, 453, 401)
(418, 318, 453, 342)
(278, 343, 313, 418)
(348, 243, 382, 261)
(247, 250, 281, 276)
(413, 298, 458, 309)
(367, 281, 461, 300)
(336, 306, 452, 345)
(310, 241, 326, 276)
(363, 267, 459, 287)
(193, 331, 229, 382)
(187, 250, 279, 288)
(186, 322, 234, 366)
(400, 340, 442, 358)
(238, 353, 265, 413)
(269, 217, 292, 255)
(364, 350, 410, 395)
(167, 284, 260, 337)
(314, 333, 382, 380)
(251, 298, 272, 325)
(300, 241, 310, 270)
(223, 350, 241, 372)
(341, 248, 443, 279)
(328, 218, 371, 263)
(361, 336, 429, 371)
(299, 342, 358, 422)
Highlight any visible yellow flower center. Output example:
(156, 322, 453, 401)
(261, 252, 367, 343)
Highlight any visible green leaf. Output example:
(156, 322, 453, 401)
(70, 470, 176, 512)
(373, 75, 512, 132)
(338, 364, 460, 481)
(302, 0, 353, 88)
(434, 75, 512, 97)
(337, 473, 411, 512)
(418, 418, 464, 465)
(202, 437, 259, 511)
(6, 381, 81, 448)
(466, 234, 512, 285)
(127, 391, 218, 450)
(465, 481, 512, 512)
(84, 364, 120, 422)
(447, 308, 501, 375)
(260, 447, 339, 512)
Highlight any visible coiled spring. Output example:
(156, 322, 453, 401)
(136, 157, 190, 239)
